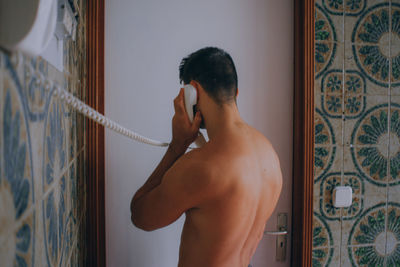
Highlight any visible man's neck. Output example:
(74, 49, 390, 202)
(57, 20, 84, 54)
(203, 103, 243, 140)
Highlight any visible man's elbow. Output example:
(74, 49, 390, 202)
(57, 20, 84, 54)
(130, 205, 156, 232)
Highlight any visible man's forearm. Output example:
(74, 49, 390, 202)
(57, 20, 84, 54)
(131, 142, 187, 204)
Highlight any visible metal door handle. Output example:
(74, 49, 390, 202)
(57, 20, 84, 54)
(264, 230, 288, 236)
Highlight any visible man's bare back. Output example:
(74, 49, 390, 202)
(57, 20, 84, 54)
(131, 47, 282, 267)
(177, 123, 282, 267)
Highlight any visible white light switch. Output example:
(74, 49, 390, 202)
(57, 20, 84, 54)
(332, 186, 352, 208)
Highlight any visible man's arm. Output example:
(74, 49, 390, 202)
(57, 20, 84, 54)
(130, 88, 202, 230)
(130, 142, 185, 205)
(130, 149, 209, 231)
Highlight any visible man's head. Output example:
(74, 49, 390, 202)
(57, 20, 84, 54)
(179, 47, 238, 105)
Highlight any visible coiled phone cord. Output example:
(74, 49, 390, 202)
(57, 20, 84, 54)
(26, 65, 170, 147)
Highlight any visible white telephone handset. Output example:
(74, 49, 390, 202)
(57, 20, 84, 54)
(183, 84, 207, 147)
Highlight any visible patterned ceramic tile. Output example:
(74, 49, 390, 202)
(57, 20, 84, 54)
(312, 213, 335, 266)
(388, 175, 400, 208)
(316, 3, 341, 79)
(319, 173, 343, 220)
(345, 0, 390, 43)
(345, 42, 390, 96)
(320, 0, 345, 42)
(345, 201, 387, 246)
(0, 68, 35, 267)
(66, 107, 77, 163)
(322, 0, 368, 18)
(388, 97, 400, 188)
(314, 0, 397, 265)
(77, 112, 85, 150)
(315, 183, 322, 206)
(343, 96, 389, 153)
(319, 69, 367, 122)
(315, 110, 341, 180)
(342, 173, 365, 217)
(351, 3, 392, 89)
(391, 5, 400, 96)
(0, 212, 35, 267)
(341, 192, 388, 248)
(343, 202, 400, 266)
(1, 72, 34, 212)
(43, 97, 67, 195)
(67, 162, 76, 221)
(390, 3, 400, 88)
(0, 1, 87, 266)
(76, 150, 86, 221)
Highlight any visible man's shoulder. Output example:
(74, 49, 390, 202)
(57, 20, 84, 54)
(172, 147, 212, 178)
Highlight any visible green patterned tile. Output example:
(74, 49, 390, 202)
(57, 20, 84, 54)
(328, 246, 341, 266)
(315, 109, 341, 181)
(343, 95, 389, 146)
(312, 213, 336, 266)
(388, 97, 400, 185)
(344, 202, 400, 266)
(316, 3, 342, 79)
(343, 118, 358, 146)
(319, 173, 342, 220)
(388, 185, 400, 203)
(342, 193, 389, 247)
(390, 3, 400, 85)
(321, 0, 345, 42)
(345, 42, 390, 96)
(345, 201, 388, 247)
(315, 182, 322, 206)
(343, 143, 388, 195)
(351, 144, 390, 185)
(348, 3, 392, 91)
(391, 3, 400, 95)
(312, 215, 340, 266)
(315, 145, 342, 184)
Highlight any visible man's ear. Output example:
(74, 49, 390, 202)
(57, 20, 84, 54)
(236, 88, 239, 97)
(190, 81, 201, 102)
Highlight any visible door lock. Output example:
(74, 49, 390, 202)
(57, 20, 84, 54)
(264, 213, 288, 262)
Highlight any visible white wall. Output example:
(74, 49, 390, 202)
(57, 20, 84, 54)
(105, 1, 293, 266)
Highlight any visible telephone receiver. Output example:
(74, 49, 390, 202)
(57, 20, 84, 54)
(183, 84, 207, 147)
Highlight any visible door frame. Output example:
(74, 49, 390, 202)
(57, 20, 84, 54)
(291, 0, 315, 266)
(86, 0, 106, 266)
(86, 0, 315, 266)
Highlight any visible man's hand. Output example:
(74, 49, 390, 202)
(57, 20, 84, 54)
(171, 88, 202, 154)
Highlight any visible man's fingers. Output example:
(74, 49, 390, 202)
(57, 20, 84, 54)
(191, 111, 202, 131)
(173, 88, 185, 113)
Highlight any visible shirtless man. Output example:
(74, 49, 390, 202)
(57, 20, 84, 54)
(130, 47, 282, 267)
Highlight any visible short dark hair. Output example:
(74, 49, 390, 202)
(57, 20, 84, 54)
(179, 47, 238, 104)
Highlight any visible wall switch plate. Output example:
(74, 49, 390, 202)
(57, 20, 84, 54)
(333, 186, 352, 208)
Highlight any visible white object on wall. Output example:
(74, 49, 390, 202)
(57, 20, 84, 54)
(0, 0, 57, 56)
(40, 36, 64, 71)
(55, 0, 77, 41)
(42, 0, 78, 71)
(333, 186, 353, 208)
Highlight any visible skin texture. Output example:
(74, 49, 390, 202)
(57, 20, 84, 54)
(130, 81, 283, 267)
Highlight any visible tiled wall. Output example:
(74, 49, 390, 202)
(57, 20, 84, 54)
(313, 0, 400, 266)
(0, 1, 88, 266)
